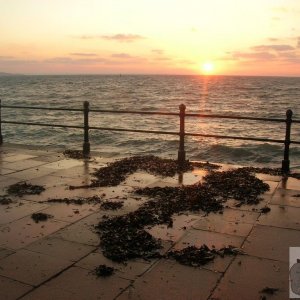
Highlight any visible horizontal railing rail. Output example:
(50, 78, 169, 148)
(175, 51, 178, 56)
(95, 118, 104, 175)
(0, 99, 299, 173)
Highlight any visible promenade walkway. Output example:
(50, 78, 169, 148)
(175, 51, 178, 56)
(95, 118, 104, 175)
(0, 144, 299, 299)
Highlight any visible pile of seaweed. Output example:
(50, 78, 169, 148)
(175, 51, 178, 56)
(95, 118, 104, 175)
(100, 201, 124, 210)
(93, 265, 115, 277)
(167, 245, 243, 267)
(7, 182, 45, 197)
(91, 155, 194, 187)
(0, 195, 12, 205)
(96, 168, 269, 263)
(31, 212, 53, 223)
(63, 149, 89, 159)
(46, 195, 102, 205)
(241, 166, 300, 180)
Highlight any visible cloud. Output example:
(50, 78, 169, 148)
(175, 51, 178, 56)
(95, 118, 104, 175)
(73, 33, 145, 42)
(278, 51, 300, 64)
(101, 34, 145, 42)
(76, 35, 101, 40)
(111, 53, 134, 59)
(297, 37, 300, 48)
(223, 51, 276, 61)
(0, 56, 15, 60)
(151, 49, 164, 55)
(251, 44, 294, 52)
(69, 53, 98, 57)
(43, 56, 109, 64)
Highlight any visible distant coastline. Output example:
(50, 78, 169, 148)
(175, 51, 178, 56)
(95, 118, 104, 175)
(0, 72, 24, 77)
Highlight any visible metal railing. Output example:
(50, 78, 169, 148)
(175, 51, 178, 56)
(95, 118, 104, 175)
(0, 99, 299, 173)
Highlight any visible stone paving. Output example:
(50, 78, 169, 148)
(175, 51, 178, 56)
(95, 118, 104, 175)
(0, 144, 299, 299)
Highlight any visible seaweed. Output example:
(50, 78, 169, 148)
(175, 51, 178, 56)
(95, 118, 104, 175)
(94, 265, 115, 277)
(100, 201, 124, 210)
(260, 287, 279, 295)
(63, 149, 89, 159)
(0, 195, 12, 205)
(46, 195, 102, 205)
(167, 245, 243, 267)
(31, 212, 53, 223)
(7, 182, 45, 197)
(90, 155, 194, 187)
(96, 168, 268, 263)
(260, 206, 271, 214)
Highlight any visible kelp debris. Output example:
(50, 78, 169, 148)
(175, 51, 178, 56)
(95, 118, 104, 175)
(100, 201, 124, 210)
(46, 195, 102, 205)
(203, 169, 270, 205)
(293, 194, 300, 198)
(91, 155, 193, 187)
(167, 245, 215, 266)
(136, 168, 269, 208)
(167, 245, 243, 267)
(260, 206, 271, 214)
(31, 212, 53, 223)
(97, 213, 162, 262)
(97, 168, 268, 263)
(241, 166, 300, 180)
(7, 182, 45, 197)
(0, 195, 12, 205)
(240, 167, 282, 176)
(63, 149, 89, 159)
(260, 287, 279, 295)
(94, 265, 115, 277)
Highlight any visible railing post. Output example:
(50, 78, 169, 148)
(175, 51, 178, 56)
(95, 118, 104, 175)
(82, 101, 90, 158)
(0, 99, 3, 145)
(178, 103, 186, 166)
(282, 109, 293, 174)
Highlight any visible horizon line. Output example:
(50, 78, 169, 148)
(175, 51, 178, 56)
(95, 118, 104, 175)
(1, 72, 300, 78)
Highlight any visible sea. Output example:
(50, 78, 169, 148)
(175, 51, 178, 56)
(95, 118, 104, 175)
(0, 75, 299, 169)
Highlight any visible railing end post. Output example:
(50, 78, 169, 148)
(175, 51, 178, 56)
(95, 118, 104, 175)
(0, 99, 3, 145)
(281, 109, 293, 174)
(82, 101, 90, 158)
(178, 103, 186, 167)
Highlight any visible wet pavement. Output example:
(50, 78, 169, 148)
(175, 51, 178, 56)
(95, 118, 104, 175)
(0, 143, 299, 299)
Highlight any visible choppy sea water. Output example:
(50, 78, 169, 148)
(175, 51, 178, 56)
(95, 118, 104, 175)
(0, 75, 299, 168)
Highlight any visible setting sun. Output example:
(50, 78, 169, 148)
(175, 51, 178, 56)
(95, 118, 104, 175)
(202, 62, 214, 74)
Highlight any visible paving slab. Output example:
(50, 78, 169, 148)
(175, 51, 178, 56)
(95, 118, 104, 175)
(37, 203, 99, 223)
(147, 213, 202, 243)
(43, 159, 84, 170)
(0, 249, 72, 286)
(0, 201, 49, 225)
(0, 247, 14, 260)
(5, 166, 58, 181)
(243, 224, 300, 262)
(192, 213, 254, 237)
(0, 168, 16, 176)
(257, 204, 300, 230)
(76, 250, 152, 280)
(2, 159, 48, 171)
(0, 215, 68, 249)
(1, 154, 38, 163)
(280, 177, 300, 191)
(52, 213, 102, 246)
(117, 259, 221, 300)
(0, 275, 33, 300)
(43, 266, 131, 300)
(271, 187, 300, 207)
(211, 255, 288, 300)
(25, 237, 96, 262)
(20, 285, 76, 300)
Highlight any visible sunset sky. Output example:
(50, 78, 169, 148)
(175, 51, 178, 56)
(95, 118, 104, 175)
(0, 0, 300, 76)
